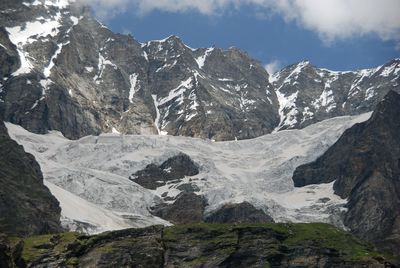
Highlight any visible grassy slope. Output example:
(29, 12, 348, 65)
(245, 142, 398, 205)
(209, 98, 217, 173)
(14, 223, 398, 267)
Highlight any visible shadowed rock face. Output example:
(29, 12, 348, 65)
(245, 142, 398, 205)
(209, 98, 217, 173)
(4, 224, 398, 268)
(0, 234, 14, 268)
(130, 153, 207, 224)
(152, 192, 208, 224)
(0, 28, 19, 81)
(129, 153, 199, 190)
(292, 90, 400, 256)
(0, 120, 62, 236)
(205, 202, 274, 224)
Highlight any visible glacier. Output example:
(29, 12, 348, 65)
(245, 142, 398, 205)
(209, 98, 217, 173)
(6, 112, 371, 234)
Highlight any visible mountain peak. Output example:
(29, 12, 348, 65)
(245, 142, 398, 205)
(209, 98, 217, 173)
(147, 35, 182, 44)
(290, 59, 310, 66)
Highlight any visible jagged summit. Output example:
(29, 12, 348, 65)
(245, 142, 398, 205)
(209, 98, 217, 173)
(0, 0, 399, 141)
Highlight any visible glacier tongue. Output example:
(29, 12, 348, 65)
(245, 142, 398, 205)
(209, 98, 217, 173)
(6, 112, 371, 233)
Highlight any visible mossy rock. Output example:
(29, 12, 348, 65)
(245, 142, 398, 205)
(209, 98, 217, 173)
(9, 223, 398, 267)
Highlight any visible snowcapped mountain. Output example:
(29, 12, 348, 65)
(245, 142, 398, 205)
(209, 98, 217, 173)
(271, 59, 400, 130)
(1, 0, 399, 141)
(1, 0, 400, 261)
(0, 0, 279, 141)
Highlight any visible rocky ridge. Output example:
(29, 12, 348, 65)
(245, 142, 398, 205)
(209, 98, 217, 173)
(129, 153, 199, 190)
(2, 223, 398, 268)
(292, 90, 400, 256)
(0, 119, 62, 237)
(0, 0, 399, 141)
(271, 59, 400, 130)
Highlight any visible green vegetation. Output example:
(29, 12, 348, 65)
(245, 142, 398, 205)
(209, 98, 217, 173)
(21, 234, 53, 261)
(21, 232, 80, 262)
(269, 223, 379, 260)
(66, 257, 79, 267)
(91, 244, 117, 254)
(9, 223, 397, 266)
(164, 223, 397, 263)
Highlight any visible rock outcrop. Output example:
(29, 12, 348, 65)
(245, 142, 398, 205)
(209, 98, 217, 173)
(4, 223, 397, 268)
(205, 202, 274, 224)
(152, 192, 208, 224)
(129, 153, 199, 190)
(0, 120, 62, 236)
(292, 90, 400, 256)
(130, 154, 277, 225)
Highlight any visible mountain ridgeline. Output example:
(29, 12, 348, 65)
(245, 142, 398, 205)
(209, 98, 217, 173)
(1, 0, 400, 266)
(0, 0, 399, 141)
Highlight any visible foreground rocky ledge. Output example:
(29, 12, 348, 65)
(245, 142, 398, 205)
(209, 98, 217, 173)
(1, 223, 398, 268)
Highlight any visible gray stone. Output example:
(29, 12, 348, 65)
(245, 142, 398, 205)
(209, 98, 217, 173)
(292, 90, 400, 257)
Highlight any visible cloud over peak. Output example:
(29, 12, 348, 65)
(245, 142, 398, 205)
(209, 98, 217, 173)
(77, 0, 400, 44)
(272, 0, 400, 43)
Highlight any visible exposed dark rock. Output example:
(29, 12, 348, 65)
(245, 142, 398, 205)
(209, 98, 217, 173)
(160, 153, 199, 177)
(1, 1, 399, 140)
(0, 120, 62, 237)
(205, 202, 274, 224)
(77, 226, 164, 268)
(0, 27, 19, 80)
(0, 234, 14, 268)
(292, 90, 400, 256)
(176, 183, 200, 193)
(5, 223, 398, 268)
(129, 153, 199, 190)
(151, 192, 207, 224)
(129, 163, 167, 190)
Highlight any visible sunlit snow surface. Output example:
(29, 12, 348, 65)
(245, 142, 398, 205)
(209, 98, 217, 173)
(6, 113, 371, 233)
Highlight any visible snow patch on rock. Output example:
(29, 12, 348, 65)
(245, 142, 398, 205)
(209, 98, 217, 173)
(195, 47, 214, 69)
(128, 73, 139, 103)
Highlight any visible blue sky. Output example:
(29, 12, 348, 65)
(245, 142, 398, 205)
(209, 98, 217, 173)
(89, 0, 400, 73)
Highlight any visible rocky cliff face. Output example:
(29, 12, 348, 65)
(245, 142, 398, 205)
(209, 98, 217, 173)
(130, 153, 199, 190)
(0, 0, 399, 141)
(0, 119, 62, 236)
(0, 0, 280, 141)
(271, 60, 400, 130)
(292, 90, 400, 256)
(5, 223, 397, 268)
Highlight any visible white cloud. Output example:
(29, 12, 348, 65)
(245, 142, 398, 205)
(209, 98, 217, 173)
(77, 0, 400, 43)
(264, 59, 282, 74)
(77, 0, 130, 19)
(263, 0, 400, 43)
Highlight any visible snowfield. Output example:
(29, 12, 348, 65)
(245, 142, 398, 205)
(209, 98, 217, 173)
(6, 112, 371, 234)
